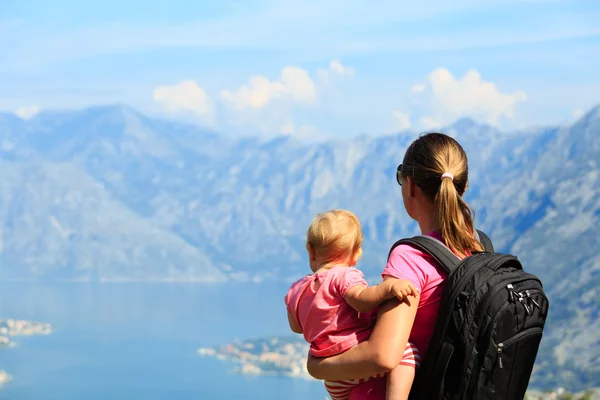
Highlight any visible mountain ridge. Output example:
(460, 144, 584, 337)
(0, 103, 599, 390)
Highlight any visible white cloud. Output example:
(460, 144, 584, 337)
(152, 80, 214, 124)
(15, 105, 39, 119)
(280, 121, 295, 135)
(296, 125, 323, 141)
(283, 123, 324, 141)
(392, 111, 411, 131)
(420, 116, 443, 130)
(413, 68, 527, 128)
(410, 84, 426, 93)
(219, 60, 353, 137)
(221, 66, 317, 110)
(329, 60, 354, 76)
(572, 109, 585, 119)
(318, 60, 355, 84)
(219, 63, 344, 137)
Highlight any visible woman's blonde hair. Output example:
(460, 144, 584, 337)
(306, 210, 363, 262)
(399, 132, 483, 257)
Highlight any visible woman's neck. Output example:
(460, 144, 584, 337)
(417, 214, 440, 236)
(411, 197, 440, 235)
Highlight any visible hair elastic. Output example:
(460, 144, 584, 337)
(441, 172, 454, 181)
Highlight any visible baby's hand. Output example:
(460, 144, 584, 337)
(390, 279, 419, 301)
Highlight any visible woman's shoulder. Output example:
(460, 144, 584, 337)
(389, 231, 448, 265)
(389, 242, 438, 267)
(386, 235, 448, 282)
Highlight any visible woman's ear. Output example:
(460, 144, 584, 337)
(407, 176, 417, 199)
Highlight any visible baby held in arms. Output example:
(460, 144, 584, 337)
(284, 210, 420, 400)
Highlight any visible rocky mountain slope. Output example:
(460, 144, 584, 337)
(0, 104, 598, 390)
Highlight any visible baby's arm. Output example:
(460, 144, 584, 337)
(344, 279, 418, 313)
(287, 309, 303, 334)
(386, 364, 416, 400)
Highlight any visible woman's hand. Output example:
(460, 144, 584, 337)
(306, 297, 419, 381)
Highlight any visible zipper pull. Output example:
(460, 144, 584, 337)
(497, 343, 504, 369)
(525, 290, 541, 309)
(518, 293, 532, 315)
(507, 284, 516, 302)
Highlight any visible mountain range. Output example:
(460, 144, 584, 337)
(0, 103, 599, 390)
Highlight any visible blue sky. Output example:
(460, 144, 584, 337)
(1, 0, 599, 139)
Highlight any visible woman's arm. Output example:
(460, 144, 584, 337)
(306, 295, 419, 381)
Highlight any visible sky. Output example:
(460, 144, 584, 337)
(1, 0, 599, 139)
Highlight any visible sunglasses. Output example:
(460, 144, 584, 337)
(396, 164, 403, 186)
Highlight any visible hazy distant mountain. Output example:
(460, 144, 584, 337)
(0, 104, 598, 390)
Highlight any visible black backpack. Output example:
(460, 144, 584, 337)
(388, 230, 549, 400)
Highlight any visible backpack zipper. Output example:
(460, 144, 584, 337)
(525, 290, 541, 310)
(518, 292, 531, 315)
(478, 289, 543, 364)
(467, 326, 544, 398)
(507, 284, 518, 302)
(497, 343, 504, 369)
(464, 273, 532, 338)
(495, 327, 543, 370)
(479, 288, 545, 350)
(469, 273, 541, 338)
(515, 288, 544, 316)
(456, 261, 531, 336)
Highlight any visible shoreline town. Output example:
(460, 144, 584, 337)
(198, 335, 600, 400)
(0, 319, 53, 388)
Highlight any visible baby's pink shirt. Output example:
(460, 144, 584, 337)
(284, 266, 376, 357)
(348, 231, 456, 400)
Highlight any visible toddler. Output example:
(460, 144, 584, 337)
(284, 210, 420, 400)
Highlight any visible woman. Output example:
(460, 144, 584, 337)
(306, 132, 484, 399)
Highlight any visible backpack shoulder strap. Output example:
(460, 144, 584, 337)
(474, 229, 494, 252)
(388, 235, 461, 275)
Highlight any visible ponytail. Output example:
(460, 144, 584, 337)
(436, 177, 483, 257)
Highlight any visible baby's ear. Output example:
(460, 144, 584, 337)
(306, 243, 316, 261)
(353, 247, 363, 264)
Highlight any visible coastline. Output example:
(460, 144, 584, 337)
(0, 371, 12, 388)
(0, 319, 53, 337)
(198, 336, 311, 380)
(199, 335, 600, 400)
(0, 319, 53, 389)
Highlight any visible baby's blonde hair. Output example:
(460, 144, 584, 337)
(306, 210, 363, 263)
